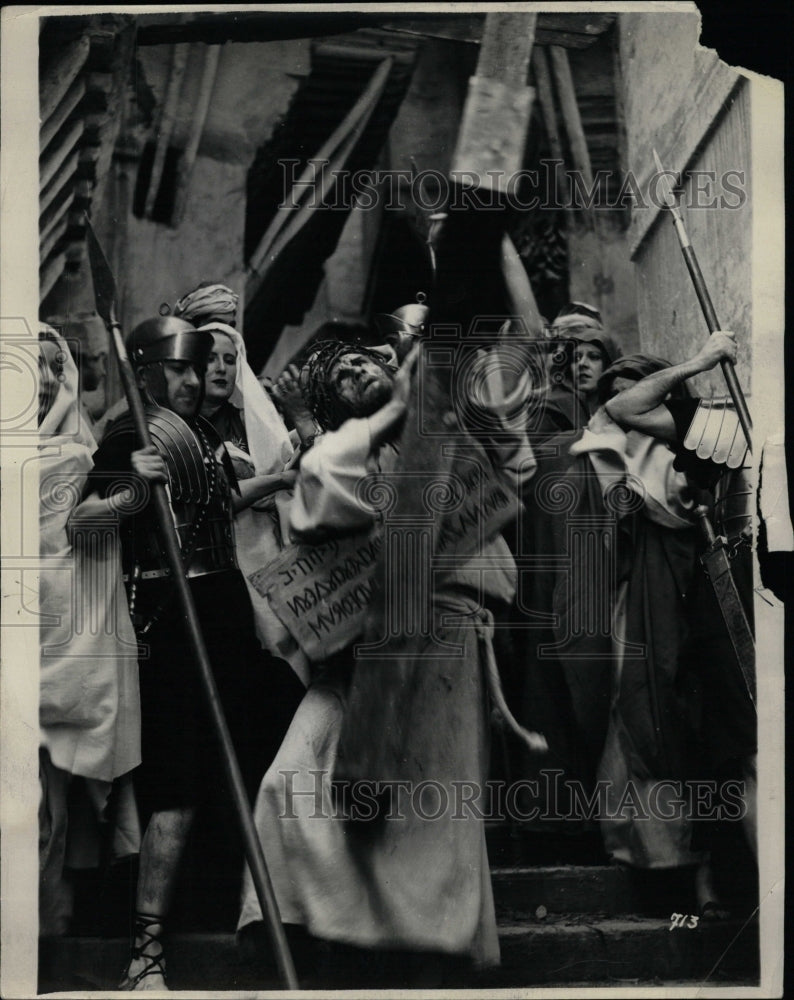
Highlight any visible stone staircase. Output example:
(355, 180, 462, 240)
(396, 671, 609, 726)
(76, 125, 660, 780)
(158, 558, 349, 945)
(39, 830, 759, 992)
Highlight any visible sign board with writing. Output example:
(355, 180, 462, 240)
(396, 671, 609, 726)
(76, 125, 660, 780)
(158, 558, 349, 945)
(248, 528, 382, 663)
(433, 437, 521, 564)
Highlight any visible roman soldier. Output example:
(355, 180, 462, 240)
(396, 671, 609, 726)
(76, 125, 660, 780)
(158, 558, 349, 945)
(70, 315, 303, 990)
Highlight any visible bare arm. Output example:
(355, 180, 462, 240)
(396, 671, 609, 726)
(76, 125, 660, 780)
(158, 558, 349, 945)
(68, 446, 167, 528)
(231, 469, 297, 513)
(605, 331, 738, 441)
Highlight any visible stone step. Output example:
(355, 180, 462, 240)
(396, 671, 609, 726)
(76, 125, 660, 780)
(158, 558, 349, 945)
(39, 914, 759, 992)
(490, 863, 704, 919)
(491, 864, 634, 917)
(486, 915, 759, 987)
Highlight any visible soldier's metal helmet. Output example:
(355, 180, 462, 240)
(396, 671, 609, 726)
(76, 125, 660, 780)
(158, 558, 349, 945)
(373, 293, 429, 362)
(373, 293, 429, 341)
(126, 316, 214, 370)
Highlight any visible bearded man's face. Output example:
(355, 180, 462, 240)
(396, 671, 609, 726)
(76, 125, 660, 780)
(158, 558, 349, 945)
(329, 352, 394, 416)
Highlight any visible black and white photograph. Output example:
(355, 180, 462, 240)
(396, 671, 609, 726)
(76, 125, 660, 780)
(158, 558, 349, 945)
(0, 3, 787, 996)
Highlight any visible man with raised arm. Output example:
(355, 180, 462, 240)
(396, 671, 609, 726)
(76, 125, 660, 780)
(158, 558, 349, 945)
(605, 329, 756, 916)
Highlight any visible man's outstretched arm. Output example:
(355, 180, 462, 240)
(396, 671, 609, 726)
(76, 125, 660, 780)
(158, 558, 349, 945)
(605, 330, 738, 441)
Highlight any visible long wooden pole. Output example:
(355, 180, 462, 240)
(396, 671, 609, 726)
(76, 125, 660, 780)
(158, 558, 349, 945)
(652, 149, 752, 450)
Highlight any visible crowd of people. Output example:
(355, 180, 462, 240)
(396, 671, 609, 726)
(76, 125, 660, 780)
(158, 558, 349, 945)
(36, 262, 757, 988)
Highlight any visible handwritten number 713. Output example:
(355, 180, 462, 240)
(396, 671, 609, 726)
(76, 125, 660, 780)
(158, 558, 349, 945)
(669, 913, 699, 930)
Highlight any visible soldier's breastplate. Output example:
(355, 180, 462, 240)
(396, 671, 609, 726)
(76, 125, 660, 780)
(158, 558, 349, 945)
(120, 406, 238, 580)
(171, 492, 237, 578)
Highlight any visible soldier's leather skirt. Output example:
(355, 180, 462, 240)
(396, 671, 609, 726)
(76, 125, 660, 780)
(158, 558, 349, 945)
(132, 569, 305, 818)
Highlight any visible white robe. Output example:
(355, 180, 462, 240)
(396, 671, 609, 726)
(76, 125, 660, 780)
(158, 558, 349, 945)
(239, 358, 535, 964)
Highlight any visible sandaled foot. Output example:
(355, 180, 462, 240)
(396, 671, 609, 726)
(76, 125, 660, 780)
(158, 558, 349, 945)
(118, 913, 169, 991)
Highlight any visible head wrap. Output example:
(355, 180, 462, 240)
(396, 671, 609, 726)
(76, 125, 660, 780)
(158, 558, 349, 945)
(38, 324, 96, 450)
(301, 340, 395, 431)
(567, 325, 622, 369)
(598, 353, 691, 402)
(197, 322, 292, 473)
(552, 301, 603, 328)
(173, 283, 239, 327)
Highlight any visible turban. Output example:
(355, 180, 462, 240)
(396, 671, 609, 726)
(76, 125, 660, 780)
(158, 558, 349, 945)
(173, 283, 239, 327)
(566, 325, 622, 368)
(599, 353, 692, 401)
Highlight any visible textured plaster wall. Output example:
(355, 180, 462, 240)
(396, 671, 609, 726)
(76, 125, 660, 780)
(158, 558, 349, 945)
(618, 10, 751, 394)
(104, 39, 310, 332)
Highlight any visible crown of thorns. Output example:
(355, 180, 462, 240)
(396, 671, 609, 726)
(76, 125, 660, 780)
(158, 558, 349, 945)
(302, 340, 394, 431)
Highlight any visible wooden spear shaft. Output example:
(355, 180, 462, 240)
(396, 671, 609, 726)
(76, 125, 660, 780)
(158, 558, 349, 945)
(652, 149, 753, 450)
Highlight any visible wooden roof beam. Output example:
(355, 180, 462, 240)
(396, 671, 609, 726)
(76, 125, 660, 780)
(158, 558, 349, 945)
(40, 35, 91, 121)
(135, 11, 615, 49)
(39, 119, 84, 191)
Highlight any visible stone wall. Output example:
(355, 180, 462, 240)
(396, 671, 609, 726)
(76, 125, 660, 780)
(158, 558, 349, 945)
(618, 9, 751, 394)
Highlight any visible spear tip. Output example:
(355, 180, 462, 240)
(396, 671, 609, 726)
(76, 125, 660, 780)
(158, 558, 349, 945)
(652, 147, 663, 173)
(652, 148, 677, 210)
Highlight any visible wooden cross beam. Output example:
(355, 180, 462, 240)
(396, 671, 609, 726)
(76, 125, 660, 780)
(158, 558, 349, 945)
(450, 12, 537, 194)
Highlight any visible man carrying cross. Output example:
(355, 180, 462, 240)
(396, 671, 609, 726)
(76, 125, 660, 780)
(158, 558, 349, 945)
(237, 302, 548, 984)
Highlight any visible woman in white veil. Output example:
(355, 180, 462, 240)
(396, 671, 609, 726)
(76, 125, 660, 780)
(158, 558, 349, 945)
(197, 320, 311, 687)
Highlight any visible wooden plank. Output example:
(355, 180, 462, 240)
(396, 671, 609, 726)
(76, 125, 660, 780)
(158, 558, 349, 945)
(536, 30, 610, 49)
(379, 16, 485, 44)
(39, 119, 84, 191)
(532, 47, 574, 228)
(40, 252, 67, 302)
(172, 45, 221, 227)
(87, 20, 137, 216)
(312, 41, 416, 65)
(144, 43, 190, 219)
(549, 45, 593, 189)
(135, 11, 613, 48)
(628, 59, 742, 257)
(136, 11, 371, 46)
(538, 14, 616, 37)
(40, 76, 85, 152)
(40, 35, 90, 121)
(477, 12, 535, 85)
(39, 149, 79, 217)
(533, 48, 564, 161)
(39, 217, 69, 265)
(39, 190, 75, 248)
(449, 13, 536, 191)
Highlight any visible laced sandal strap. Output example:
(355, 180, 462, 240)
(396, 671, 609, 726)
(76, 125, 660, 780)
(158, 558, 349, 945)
(118, 912, 168, 990)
